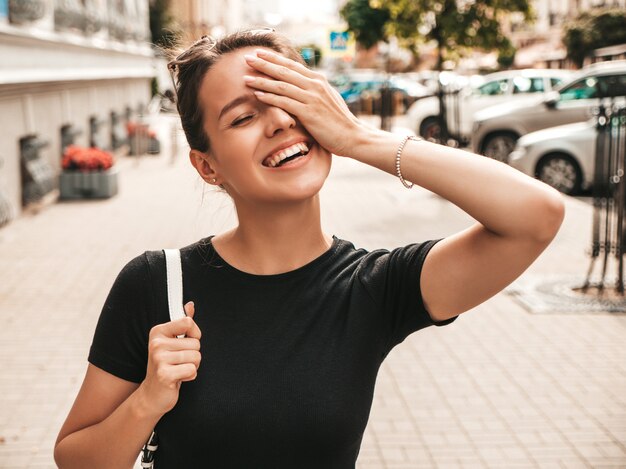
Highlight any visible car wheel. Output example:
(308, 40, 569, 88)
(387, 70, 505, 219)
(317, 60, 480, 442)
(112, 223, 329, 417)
(536, 153, 582, 196)
(481, 133, 518, 162)
(419, 116, 441, 142)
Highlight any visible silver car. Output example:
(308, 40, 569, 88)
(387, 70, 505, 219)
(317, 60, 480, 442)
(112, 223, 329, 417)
(472, 60, 626, 162)
(508, 120, 596, 195)
(405, 69, 570, 142)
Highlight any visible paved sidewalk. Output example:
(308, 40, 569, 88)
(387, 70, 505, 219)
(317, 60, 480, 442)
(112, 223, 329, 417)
(0, 118, 625, 468)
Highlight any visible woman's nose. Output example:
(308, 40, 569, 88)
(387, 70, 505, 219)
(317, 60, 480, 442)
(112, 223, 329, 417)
(265, 106, 296, 136)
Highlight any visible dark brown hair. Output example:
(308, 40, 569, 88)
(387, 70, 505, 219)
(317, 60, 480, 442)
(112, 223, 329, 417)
(167, 29, 306, 154)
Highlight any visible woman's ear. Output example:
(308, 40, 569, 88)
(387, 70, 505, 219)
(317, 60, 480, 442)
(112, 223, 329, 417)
(189, 149, 220, 186)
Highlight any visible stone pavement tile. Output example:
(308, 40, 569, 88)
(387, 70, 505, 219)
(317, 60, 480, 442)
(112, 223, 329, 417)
(590, 459, 626, 469)
(356, 462, 387, 469)
(379, 446, 407, 462)
(577, 443, 621, 460)
(525, 444, 586, 462)
(385, 464, 434, 469)
(355, 447, 384, 468)
(460, 460, 488, 469)
(597, 442, 626, 459)
(375, 433, 424, 445)
(404, 447, 430, 461)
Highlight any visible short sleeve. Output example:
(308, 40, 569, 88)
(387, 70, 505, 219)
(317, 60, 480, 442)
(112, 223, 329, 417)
(88, 253, 157, 383)
(357, 239, 457, 354)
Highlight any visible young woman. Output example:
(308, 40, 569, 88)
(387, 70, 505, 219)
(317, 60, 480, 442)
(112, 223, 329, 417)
(54, 29, 564, 468)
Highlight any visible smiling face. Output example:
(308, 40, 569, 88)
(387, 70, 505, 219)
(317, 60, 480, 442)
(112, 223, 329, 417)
(191, 46, 332, 205)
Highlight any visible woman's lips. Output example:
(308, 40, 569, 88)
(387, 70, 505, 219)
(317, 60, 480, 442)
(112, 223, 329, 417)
(263, 143, 314, 170)
(262, 141, 311, 167)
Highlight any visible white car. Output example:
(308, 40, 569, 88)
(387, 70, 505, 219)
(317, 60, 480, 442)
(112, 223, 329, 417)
(405, 69, 572, 142)
(508, 120, 596, 195)
(472, 60, 626, 162)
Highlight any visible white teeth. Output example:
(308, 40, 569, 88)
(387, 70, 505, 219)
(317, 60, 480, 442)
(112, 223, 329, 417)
(265, 142, 310, 167)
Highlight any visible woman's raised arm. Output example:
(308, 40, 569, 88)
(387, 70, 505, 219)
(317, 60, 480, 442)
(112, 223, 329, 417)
(347, 131, 564, 321)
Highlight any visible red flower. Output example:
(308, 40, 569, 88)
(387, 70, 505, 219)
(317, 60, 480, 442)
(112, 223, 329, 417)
(62, 145, 114, 171)
(126, 121, 150, 137)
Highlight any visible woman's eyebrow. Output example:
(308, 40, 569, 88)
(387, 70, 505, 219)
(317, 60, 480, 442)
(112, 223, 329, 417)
(218, 94, 256, 121)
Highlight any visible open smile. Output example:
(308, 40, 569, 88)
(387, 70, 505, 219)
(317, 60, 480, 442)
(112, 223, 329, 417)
(263, 145, 314, 170)
(262, 141, 314, 169)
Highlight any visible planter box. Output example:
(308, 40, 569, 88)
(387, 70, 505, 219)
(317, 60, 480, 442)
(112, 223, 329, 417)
(59, 168, 119, 199)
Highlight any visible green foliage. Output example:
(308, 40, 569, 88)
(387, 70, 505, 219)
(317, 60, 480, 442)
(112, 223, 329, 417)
(497, 38, 516, 69)
(151, 77, 159, 98)
(344, 0, 531, 70)
(563, 9, 626, 68)
(340, 0, 390, 49)
(149, 0, 179, 47)
(299, 44, 323, 67)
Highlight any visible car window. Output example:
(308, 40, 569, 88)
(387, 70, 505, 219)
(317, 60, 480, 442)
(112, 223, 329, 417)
(512, 76, 545, 94)
(476, 78, 509, 96)
(597, 74, 626, 98)
(559, 77, 599, 101)
(550, 77, 565, 89)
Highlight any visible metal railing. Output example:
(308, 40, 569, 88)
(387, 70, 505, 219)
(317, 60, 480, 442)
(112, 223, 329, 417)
(583, 104, 626, 294)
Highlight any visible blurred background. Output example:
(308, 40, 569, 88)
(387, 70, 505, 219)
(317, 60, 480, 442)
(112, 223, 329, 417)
(1, 1, 626, 468)
(2, 0, 626, 222)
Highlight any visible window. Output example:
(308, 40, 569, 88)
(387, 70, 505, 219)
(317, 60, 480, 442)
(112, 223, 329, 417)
(476, 78, 509, 96)
(597, 74, 626, 98)
(512, 76, 545, 94)
(550, 77, 566, 89)
(559, 77, 599, 101)
(559, 74, 626, 100)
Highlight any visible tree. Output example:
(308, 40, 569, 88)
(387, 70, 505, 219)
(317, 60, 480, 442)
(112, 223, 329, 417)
(340, 0, 390, 50)
(372, 0, 531, 71)
(149, 0, 179, 48)
(342, 0, 531, 139)
(563, 9, 626, 68)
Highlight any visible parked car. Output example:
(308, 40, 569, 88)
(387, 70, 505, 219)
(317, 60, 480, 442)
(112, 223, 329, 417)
(472, 60, 626, 162)
(508, 120, 596, 195)
(405, 69, 571, 142)
(331, 71, 429, 114)
(332, 70, 385, 102)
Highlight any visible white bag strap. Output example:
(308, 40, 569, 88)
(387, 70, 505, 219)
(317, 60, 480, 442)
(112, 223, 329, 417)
(137, 251, 183, 469)
(163, 249, 186, 336)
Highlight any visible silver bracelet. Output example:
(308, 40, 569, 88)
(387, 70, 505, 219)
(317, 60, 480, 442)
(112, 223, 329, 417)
(395, 135, 422, 189)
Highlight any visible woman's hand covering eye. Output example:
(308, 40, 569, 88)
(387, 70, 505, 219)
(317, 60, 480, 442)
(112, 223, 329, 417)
(243, 49, 364, 157)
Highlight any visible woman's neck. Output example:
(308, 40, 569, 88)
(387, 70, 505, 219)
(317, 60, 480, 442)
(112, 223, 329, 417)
(212, 195, 333, 275)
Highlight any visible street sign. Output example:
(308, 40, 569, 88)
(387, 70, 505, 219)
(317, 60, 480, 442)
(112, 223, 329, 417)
(325, 28, 355, 61)
(330, 31, 349, 51)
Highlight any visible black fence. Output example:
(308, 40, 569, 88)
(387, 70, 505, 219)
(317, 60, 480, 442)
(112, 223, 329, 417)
(584, 104, 626, 294)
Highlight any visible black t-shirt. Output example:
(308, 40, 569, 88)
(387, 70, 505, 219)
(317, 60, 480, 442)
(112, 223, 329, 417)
(89, 236, 456, 468)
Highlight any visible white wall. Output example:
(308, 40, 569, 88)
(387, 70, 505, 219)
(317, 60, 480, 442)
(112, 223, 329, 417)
(0, 0, 154, 221)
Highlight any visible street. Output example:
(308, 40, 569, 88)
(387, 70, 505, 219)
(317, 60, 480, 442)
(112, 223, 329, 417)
(0, 116, 625, 468)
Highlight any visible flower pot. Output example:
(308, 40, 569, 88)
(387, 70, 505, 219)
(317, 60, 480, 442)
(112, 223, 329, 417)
(8, 0, 45, 24)
(59, 167, 119, 199)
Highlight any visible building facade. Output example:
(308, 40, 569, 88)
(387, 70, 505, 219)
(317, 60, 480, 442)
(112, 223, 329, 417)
(167, 0, 244, 44)
(510, 0, 626, 68)
(0, 0, 154, 223)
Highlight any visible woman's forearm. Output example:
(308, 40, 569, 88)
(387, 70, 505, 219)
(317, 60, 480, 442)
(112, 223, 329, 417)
(348, 127, 564, 241)
(54, 386, 161, 469)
